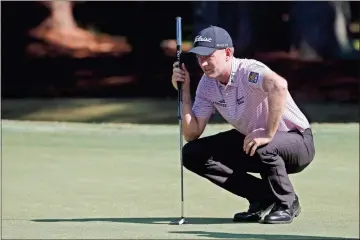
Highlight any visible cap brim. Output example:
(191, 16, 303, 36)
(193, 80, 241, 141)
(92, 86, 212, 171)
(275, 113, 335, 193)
(188, 46, 216, 56)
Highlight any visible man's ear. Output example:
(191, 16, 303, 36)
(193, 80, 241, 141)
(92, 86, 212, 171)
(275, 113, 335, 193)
(225, 48, 232, 60)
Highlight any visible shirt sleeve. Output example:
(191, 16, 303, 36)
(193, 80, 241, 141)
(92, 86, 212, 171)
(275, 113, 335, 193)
(192, 76, 215, 119)
(243, 60, 271, 91)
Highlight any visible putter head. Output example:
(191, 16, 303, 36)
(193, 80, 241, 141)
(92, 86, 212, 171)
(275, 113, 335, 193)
(170, 217, 187, 225)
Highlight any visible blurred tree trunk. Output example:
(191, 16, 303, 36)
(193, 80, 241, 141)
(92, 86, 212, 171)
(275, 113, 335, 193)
(27, 1, 131, 58)
(43, 1, 78, 31)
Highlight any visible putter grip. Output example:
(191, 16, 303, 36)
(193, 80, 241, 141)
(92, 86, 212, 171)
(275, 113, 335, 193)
(176, 17, 182, 119)
(176, 17, 182, 93)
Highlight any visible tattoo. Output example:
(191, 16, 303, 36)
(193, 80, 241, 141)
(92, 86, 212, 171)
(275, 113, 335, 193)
(264, 74, 287, 137)
(262, 76, 276, 93)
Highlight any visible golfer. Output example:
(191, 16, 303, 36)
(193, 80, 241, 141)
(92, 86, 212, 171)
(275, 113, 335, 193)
(171, 26, 315, 224)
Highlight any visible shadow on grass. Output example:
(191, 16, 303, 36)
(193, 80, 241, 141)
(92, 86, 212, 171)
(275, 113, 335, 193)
(32, 217, 246, 225)
(168, 230, 357, 239)
(31, 218, 357, 239)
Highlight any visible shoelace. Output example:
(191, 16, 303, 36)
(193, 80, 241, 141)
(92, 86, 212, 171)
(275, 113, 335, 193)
(272, 205, 287, 212)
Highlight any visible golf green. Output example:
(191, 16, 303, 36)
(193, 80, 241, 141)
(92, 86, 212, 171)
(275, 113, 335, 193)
(2, 120, 359, 239)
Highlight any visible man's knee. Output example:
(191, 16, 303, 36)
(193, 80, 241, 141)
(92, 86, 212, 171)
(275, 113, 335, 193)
(255, 145, 291, 171)
(182, 141, 201, 171)
(255, 146, 280, 164)
(255, 145, 311, 174)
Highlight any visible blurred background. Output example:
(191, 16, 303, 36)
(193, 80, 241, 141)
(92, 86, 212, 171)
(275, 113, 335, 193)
(1, 1, 360, 124)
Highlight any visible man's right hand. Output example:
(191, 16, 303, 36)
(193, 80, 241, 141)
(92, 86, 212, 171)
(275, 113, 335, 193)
(172, 61, 190, 91)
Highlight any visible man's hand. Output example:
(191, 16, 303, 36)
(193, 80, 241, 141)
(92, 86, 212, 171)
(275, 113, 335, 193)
(243, 129, 273, 156)
(172, 61, 190, 91)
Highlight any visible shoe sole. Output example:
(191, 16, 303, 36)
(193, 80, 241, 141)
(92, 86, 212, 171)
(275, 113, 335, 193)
(261, 206, 301, 224)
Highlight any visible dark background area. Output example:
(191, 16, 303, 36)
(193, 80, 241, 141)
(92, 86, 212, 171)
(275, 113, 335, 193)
(1, 1, 359, 104)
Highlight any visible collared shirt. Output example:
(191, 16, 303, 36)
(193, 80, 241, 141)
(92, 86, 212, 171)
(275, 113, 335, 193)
(192, 58, 310, 135)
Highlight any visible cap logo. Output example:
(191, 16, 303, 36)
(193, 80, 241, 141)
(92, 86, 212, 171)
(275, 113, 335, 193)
(194, 36, 212, 43)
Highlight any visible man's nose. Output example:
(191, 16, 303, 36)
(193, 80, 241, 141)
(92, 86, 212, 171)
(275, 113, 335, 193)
(200, 60, 208, 68)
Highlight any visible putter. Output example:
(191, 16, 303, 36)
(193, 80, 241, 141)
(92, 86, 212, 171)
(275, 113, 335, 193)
(170, 16, 187, 226)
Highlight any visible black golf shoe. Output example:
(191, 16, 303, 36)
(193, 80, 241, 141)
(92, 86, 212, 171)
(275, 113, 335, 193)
(233, 200, 275, 222)
(262, 195, 301, 224)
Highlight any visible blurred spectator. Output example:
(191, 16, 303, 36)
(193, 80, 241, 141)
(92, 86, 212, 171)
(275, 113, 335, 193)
(331, 1, 357, 58)
(289, 1, 359, 61)
(162, 1, 358, 61)
(161, 1, 255, 58)
(192, 1, 254, 56)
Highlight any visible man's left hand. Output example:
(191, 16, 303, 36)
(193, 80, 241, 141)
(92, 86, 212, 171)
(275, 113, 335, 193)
(243, 129, 273, 156)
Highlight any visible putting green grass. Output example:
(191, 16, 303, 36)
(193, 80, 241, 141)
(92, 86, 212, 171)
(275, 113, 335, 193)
(2, 120, 359, 239)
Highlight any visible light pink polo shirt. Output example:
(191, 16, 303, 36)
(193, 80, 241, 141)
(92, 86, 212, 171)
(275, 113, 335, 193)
(192, 58, 310, 135)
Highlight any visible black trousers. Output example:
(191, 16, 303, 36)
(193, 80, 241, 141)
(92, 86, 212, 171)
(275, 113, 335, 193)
(182, 128, 315, 208)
